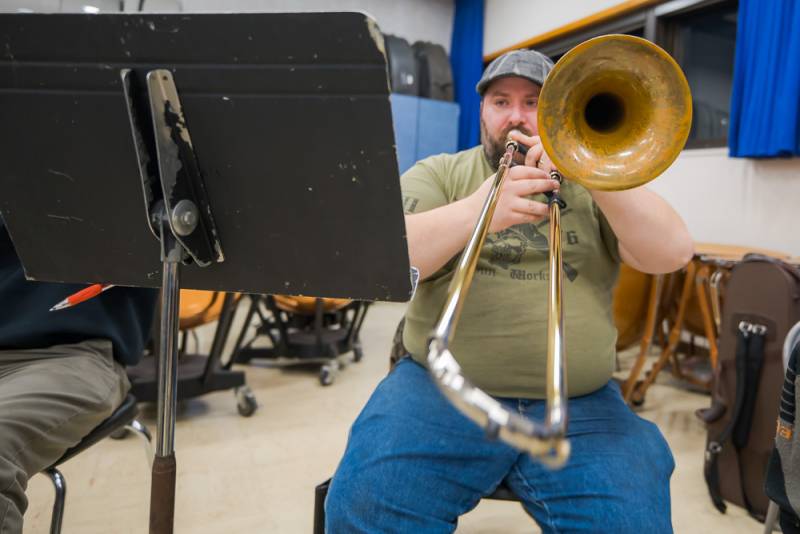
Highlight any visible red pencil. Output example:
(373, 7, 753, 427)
(49, 284, 114, 312)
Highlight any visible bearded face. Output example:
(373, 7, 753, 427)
(480, 118, 534, 170)
(478, 77, 541, 170)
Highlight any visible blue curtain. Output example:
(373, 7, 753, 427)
(729, 0, 800, 157)
(450, 0, 484, 151)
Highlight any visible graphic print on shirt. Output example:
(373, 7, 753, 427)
(403, 196, 420, 213)
(484, 211, 579, 282)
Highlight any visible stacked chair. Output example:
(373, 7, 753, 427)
(231, 295, 370, 386)
(127, 290, 257, 417)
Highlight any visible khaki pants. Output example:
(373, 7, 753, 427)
(0, 339, 130, 534)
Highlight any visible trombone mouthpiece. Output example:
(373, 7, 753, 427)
(505, 130, 529, 155)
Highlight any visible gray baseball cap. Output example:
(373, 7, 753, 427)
(476, 49, 555, 95)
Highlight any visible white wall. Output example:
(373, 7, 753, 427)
(3, 0, 454, 49)
(177, 0, 455, 52)
(484, 0, 622, 55)
(0, 0, 126, 11)
(1, 0, 453, 49)
(650, 149, 800, 257)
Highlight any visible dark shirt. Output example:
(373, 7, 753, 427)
(0, 222, 157, 366)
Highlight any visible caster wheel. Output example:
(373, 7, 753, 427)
(353, 344, 364, 363)
(319, 367, 334, 386)
(236, 386, 258, 417)
(110, 428, 129, 440)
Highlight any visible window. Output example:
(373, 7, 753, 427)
(548, 27, 644, 65)
(660, 1, 738, 148)
(534, 12, 647, 63)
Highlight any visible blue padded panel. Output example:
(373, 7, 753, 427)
(390, 94, 459, 175)
(417, 98, 460, 162)
(390, 94, 419, 175)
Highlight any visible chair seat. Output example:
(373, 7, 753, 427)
(51, 394, 138, 467)
(487, 481, 518, 501)
(179, 290, 224, 330)
(273, 295, 351, 315)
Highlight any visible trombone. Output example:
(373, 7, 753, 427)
(426, 35, 692, 468)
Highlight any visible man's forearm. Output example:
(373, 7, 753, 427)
(591, 187, 694, 274)
(405, 197, 480, 280)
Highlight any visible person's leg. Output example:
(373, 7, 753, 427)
(325, 357, 520, 534)
(0, 340, 130, 534)
(505, 381, 674, 533)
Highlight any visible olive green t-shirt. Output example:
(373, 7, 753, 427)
(401, 146, 621, 399)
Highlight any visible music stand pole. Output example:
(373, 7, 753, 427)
(121, 69, 226, 534)
(150, 234, 182, 533)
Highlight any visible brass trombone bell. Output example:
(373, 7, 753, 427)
(538, 34, 692, 191)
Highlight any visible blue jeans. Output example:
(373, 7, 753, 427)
(326, 357, 675, 533)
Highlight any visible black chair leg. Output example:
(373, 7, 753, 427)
(45, 467, 66, 534)
(314, 478, 331, 534)
(126, 419, 154, 466)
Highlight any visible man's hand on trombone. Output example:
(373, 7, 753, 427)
(508, 130, 557, 175)
(466, 132, 560, 234)
(508, 129, 693, 274)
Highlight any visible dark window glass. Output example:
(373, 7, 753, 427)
(549, 27, 645, 64)
(667, 3, 738, 148)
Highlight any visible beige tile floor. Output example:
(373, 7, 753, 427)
(21, 301, 766, 533)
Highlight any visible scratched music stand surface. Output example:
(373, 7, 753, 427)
(0, 12, 410, 534)
(0, 12, 411, 302)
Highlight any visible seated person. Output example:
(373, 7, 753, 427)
(0, 218, 157, 533)
(325, 49, 694, 532)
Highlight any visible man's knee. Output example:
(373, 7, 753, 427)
(63, 341, 129, 413)
(602, 418, 674, 528)
(0, 350, 128, 480)
(323, 477, 349, 530)
(636, 418, 675, 480)
(573, 416, 674, 506)
(324, 472, 376, 532)
(594, 411, 674, 479)
(0, 453, 29, 534)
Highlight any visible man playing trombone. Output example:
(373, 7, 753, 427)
(326, 46, 694, 533)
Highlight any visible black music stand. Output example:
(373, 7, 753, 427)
(0, 12, 410, 534)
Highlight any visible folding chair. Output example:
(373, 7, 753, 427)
(42, 394, 152, 534)
(127, 290, 257, 416)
